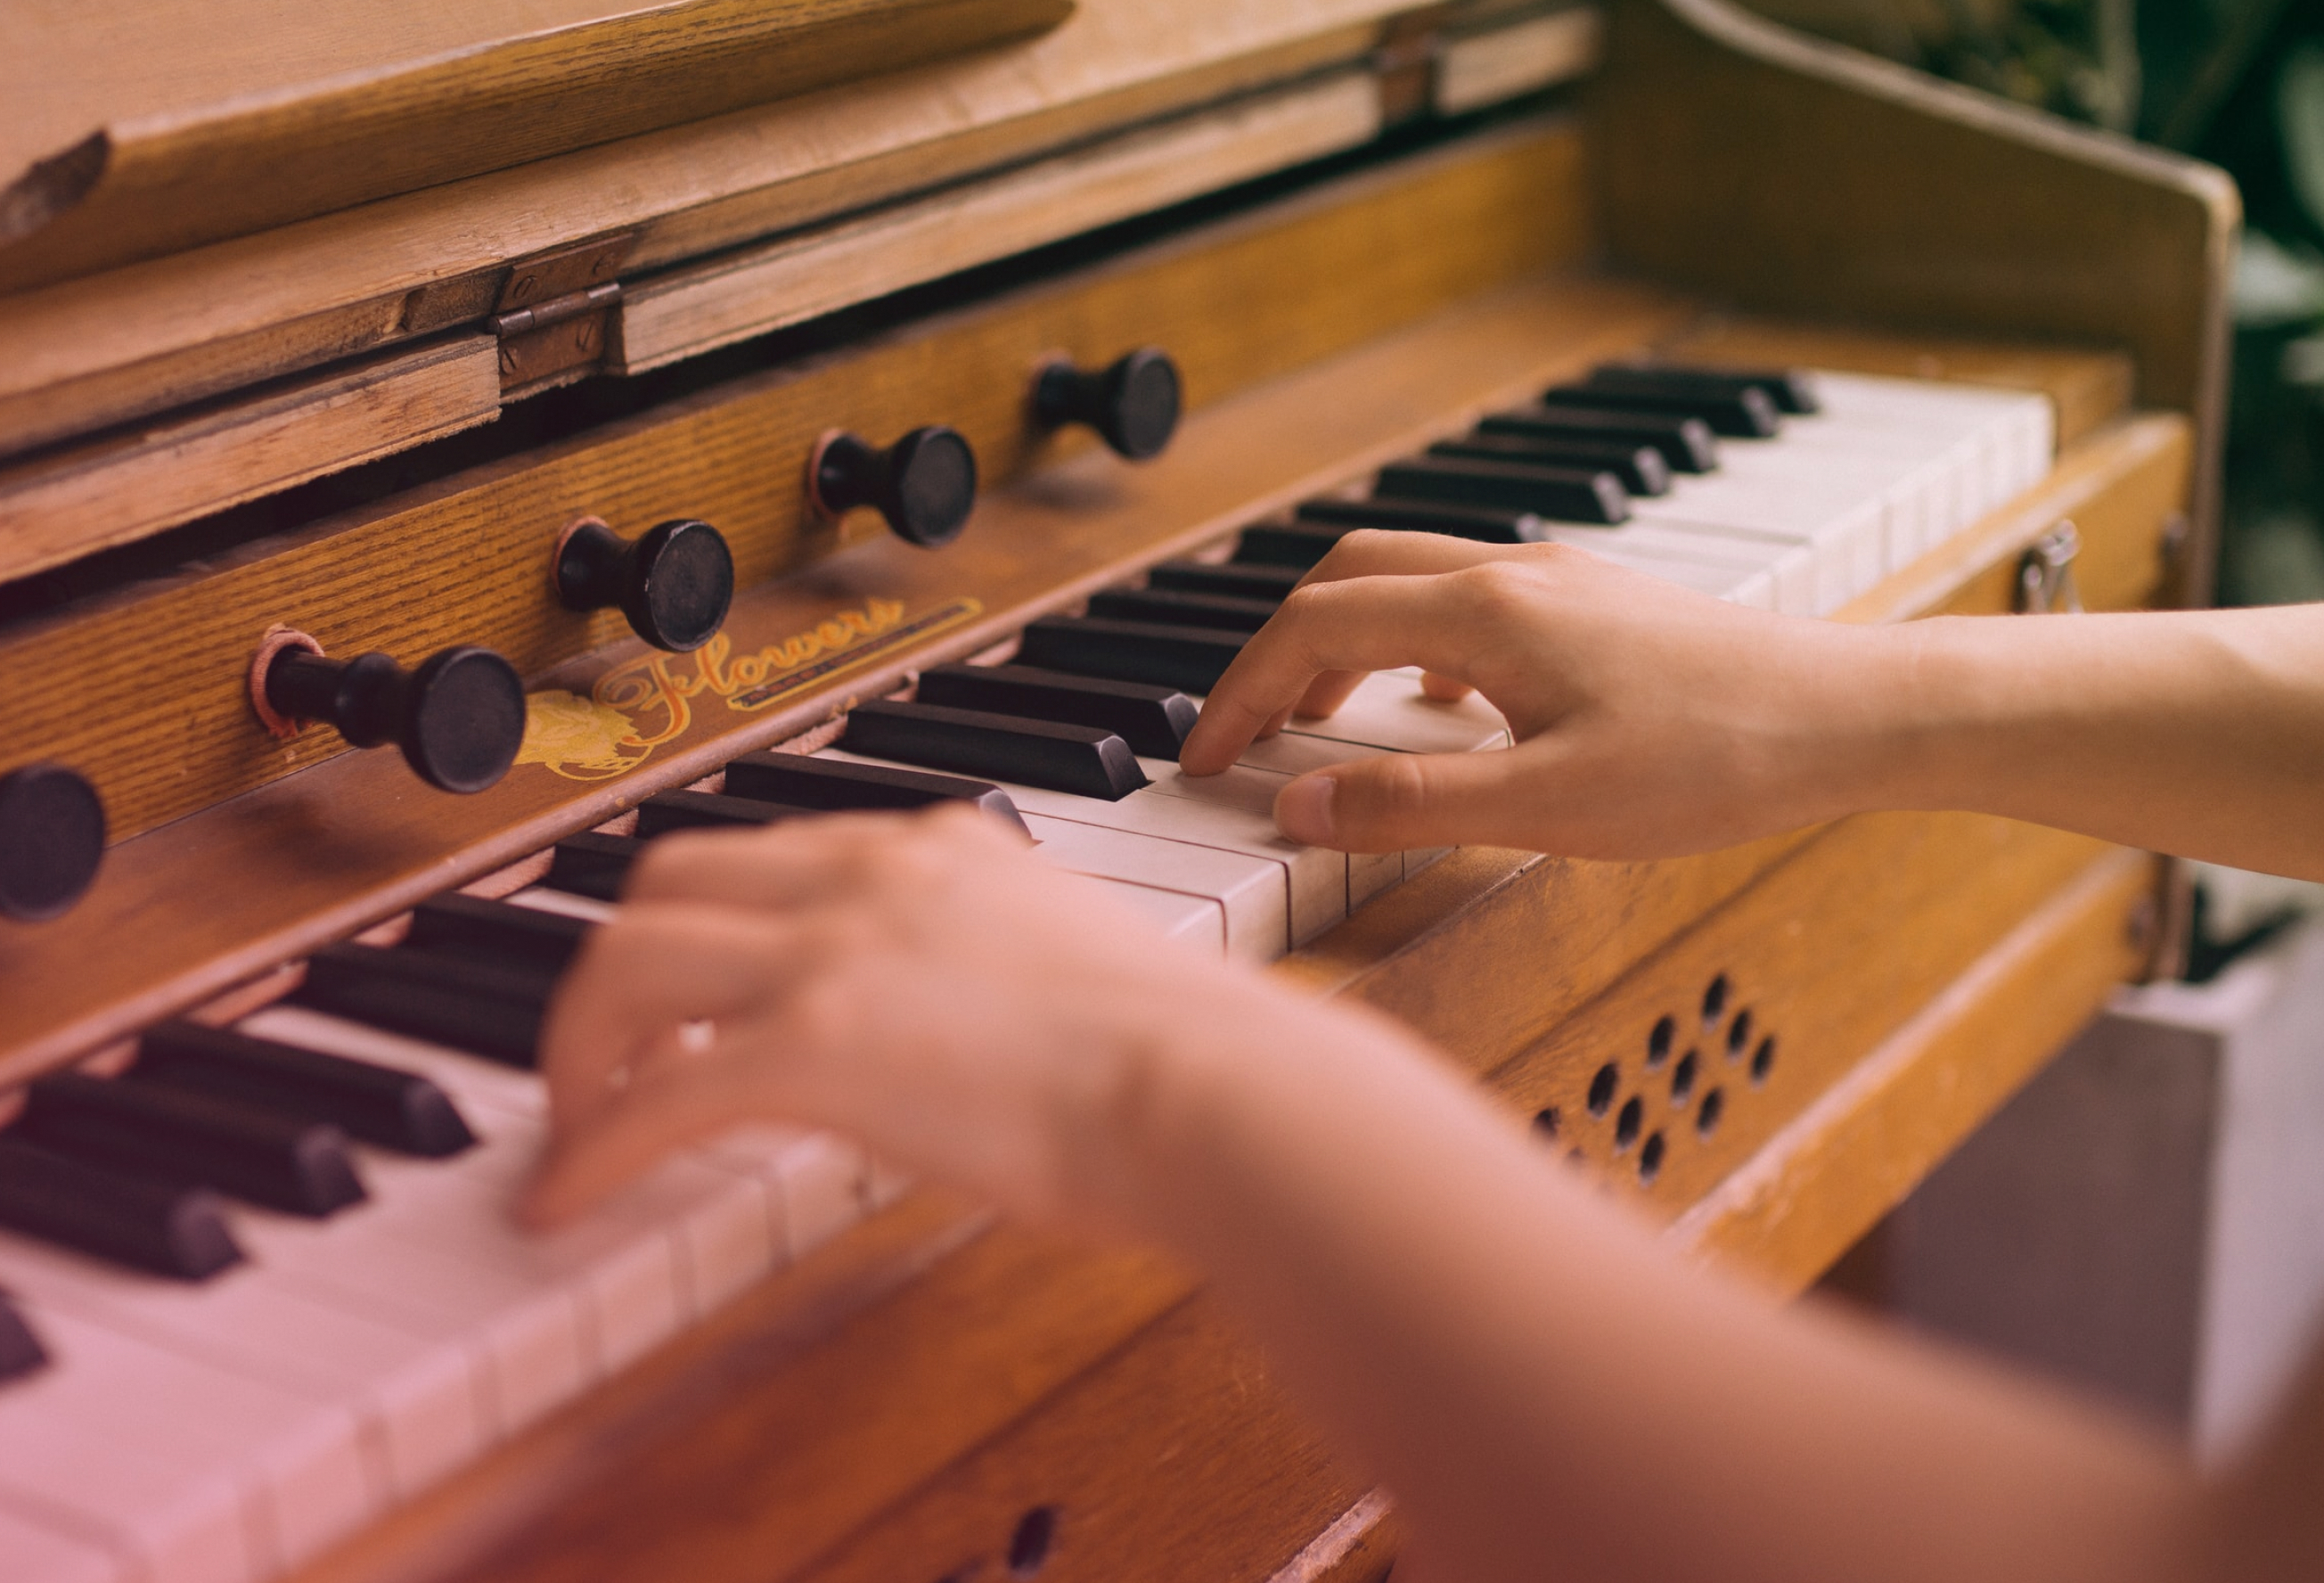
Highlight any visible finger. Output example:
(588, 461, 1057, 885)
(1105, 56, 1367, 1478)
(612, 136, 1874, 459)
(1271, 746, 1533, 853)
(522, 1055, 765, 1228)
(1295, 528, 1515, 586)
(1419, 669, 1475, 702)
(1291, 668, 1368, 721)
(1182, 573, 1501, 774)
(538, 905, 807, 1130)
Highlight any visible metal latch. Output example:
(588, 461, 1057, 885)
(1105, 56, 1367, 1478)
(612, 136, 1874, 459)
(490, 233, 636, 396)
(2016, 521, 2084, 614)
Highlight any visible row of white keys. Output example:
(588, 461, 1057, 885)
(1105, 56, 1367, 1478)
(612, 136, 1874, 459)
(825, 668, 1509, 957)
(0, 989, 876, 1583)
(1535, 370, 2056, 614)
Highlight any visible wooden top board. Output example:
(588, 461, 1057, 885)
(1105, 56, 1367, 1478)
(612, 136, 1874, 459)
(0, 0, 1074, 292)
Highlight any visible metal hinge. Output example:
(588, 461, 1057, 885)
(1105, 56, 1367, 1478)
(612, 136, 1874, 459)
(491, 233, 637, 396)
(1373, 5, 1455, 125)
(2016, 521, 2084, 614)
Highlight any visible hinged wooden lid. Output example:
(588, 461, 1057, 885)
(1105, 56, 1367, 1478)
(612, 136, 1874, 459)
(0, 0, 1074, 294)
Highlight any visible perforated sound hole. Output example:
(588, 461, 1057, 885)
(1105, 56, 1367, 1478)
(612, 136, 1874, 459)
(1551, 972, 1780, 1190)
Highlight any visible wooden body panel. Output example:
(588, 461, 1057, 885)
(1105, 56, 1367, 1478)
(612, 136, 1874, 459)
(0, 0, 1428, 457)
(0, 113, 1591, 590)
(0, 0, 1075, 295)
(1599, 0, 2234, 595)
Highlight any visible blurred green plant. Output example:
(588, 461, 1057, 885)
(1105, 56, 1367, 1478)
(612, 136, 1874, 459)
(1741, 0, 2324, 603)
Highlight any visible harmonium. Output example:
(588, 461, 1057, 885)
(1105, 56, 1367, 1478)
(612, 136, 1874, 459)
(0, 0, 2238, 1579)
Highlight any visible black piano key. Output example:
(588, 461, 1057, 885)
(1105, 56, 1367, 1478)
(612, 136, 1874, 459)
(722, 753, 1029, 838)
(0, 1136, 241, 1281)
(1013, 615, 1248, 694)
(1371, 457, 1630, 525)
(17, 1071, 366, 1218)
(1477, 406, 1719, 472)
(1429, 433, 1672, 496)
(293, 943, 551, 1069)
(843, 700, 1146, 800)
(1296, 496, 1551, 543)
(1587, 362, 1820, 415)
(1142, 561, 1305, 602)
(405, 893, 593, 977)
(0, 1292, 45, 1382)
(914, 664, 1198, 759)
(634, 790, 817, 839)
(1085, 586, 1279, 633)
(544, 832, 644, 903)
(1232, 521, 1351, 568)
(132, 1020, 474, 1158)
(1542, 379, 1778, 439)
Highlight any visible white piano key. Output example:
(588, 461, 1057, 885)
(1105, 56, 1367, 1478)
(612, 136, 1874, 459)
(250, 997, 782, 1318)
(1551, 522, 1815, 611)
(1074, 874, 1226, 953)
(0, 1229, 485, 1505)
(823, 747, 1346, 946)
(1023, 813, 1287, 963)
(0, 1306, 373, 1582)
(1275, 668, 1510, 755)
(228, 1133, 592, 1440)
(505, 887, 618, 924)
(1137, 753, 1400, 909)
(0, 1501, 124, 1583)
(695, 1128, 871, 1261)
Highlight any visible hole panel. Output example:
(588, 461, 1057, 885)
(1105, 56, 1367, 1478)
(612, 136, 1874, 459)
(1614, 1095, 1642, 1151)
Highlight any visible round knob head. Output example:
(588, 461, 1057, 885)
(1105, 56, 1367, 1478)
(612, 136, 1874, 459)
(400, 648, 527, 794)
(1098, 349, 1181, 460)
(882, 426, 978, 547)
(626, 519, 735, 652)
(0, 763, 106, 923)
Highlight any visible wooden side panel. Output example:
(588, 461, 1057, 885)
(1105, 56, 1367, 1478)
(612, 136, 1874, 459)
(1485, 814, 2113, 1208)
(1596, 0, 2234, 593)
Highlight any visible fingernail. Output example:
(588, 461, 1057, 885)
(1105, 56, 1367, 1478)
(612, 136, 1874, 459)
(1275, 774, 1337, 844)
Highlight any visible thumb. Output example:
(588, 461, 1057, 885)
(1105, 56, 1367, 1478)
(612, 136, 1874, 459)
(1272, 748, 1521, 853)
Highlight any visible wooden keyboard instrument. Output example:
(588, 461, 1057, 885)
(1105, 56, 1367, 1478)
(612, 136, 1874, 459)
(0, 1, 2234, 1579)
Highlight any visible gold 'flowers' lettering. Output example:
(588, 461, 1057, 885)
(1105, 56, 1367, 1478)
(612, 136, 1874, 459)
(521, 597, 979, 782)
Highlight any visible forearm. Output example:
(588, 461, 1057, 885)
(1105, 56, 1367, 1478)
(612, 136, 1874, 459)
(1092, 994, 2198, 1583)
(1822, 608, 2324, 878)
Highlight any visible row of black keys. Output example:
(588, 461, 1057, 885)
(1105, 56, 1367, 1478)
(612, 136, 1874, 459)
(1354, 361, 1818, 528)
(0, 362, 1809, 1313)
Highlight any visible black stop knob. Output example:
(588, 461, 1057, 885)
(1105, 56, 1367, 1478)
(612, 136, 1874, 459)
(811, 426, 978, 547)
(1034, 348, 1182, 461)
(555, 517, 734, 652)
(266, 646, 526, 794)
(0, 763, 106, 923)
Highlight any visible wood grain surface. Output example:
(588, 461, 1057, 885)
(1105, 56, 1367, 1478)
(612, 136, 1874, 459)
(0, 301, 2163, 1090)
(0, 0, 1074, 293)
(0, 0, 1416, 455)
(0, 338, 503, 584)
(1596, 0, 2234, 595)
(0, 121, 1605, 848)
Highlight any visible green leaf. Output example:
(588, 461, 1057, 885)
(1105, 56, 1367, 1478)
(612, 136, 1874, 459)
(2282, 41, 2324, 235)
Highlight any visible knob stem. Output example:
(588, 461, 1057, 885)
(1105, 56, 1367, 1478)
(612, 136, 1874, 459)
(1033, 348, 1182, 460)
(810, 426, 978, 547)
(262, 646, 526, 794)
(553, 517, 734, 652)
